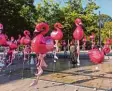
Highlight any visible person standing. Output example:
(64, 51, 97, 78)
(61, 40, 67, 58)
(69, 39, 77, 67)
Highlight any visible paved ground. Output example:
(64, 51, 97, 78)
(0, 78, 106, 91)
(41, 59, 112, 90)
(0, 51, 112, 91)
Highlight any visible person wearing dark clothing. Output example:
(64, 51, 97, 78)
(69, 40, 77, 67)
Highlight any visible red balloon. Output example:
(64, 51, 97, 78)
(24, 30, 30, 36)
(106, 38, 112, 45)
(74, 18, 82, 26)
(0, 34, 6, 46)
(35, 22, 49, 35)
(23, 38, 31, 45)
(31, 22, 53, 54)
(7, 41, 17, 49)
(73, 26, 84, 40)
(73, 18, 84, 40)
(51, 30, 63, 40)
(51, 23, 63, 40)
(88, 49, 104, 64)
(20, 30, 31, 45)
(31, 34, 54, 54)
(103, 45, 110, 54)
(9, 43, 17, 49)
(20, 37, 24, 44)
(20, 37, 31, 45)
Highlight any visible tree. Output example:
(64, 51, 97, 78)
(100, 14, 112, 22)
(61, 0, 99, 41)
(35, 0, 104, 42)
(0, 0, 37, 38)
(0, 0, 111, 42)
(101, 22, 112, 43)
(36, 0, 65, 35)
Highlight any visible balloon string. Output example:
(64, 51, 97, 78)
(55, 40, 59, 52)
(23, 45, 30, 60)
(91, 39, 95, 49)
(83, 42, 86, 50)
(77, 40, 80, 65)
(77, 40, 80, 55)
(23, 46, 27, 61)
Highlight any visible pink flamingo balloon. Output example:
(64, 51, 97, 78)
(88, 48, 104, 64)
(102, 38, 111, 55)
(90, 33, 95, 49)
(88, 38, 109, 70)
(20, 30, 31, 45)
(73, 18, 84, 66)
(0, 24, 7, 62)
(17, 34, 22, 45)
(0, 24, 7, 69)
(103, 45, 110, 55)
(106, 38, 112, 45)
(20, 30, 31, 61)
(31, 22, 54, 86)
(32, 23, 54, 53)
(88, 48, 104, 71)
(51, 23, 63, 52)
(8, 37, 17, 50)
(0, 23, 7, 46)
(7, 36, 17, 65)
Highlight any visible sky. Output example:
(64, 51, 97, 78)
(94, 0, 112, 17)
(34, 0, 112, 17)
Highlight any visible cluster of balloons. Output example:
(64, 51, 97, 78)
(0, 18, 111, 67)
(72, 18, 111, 65)
(0, 18, 112, 87)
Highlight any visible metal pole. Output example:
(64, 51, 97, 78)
(68, 39, 69, 51)
(99, 11, 101, 48)
(67, 32, 70, 51)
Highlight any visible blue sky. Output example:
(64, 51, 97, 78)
(34, 0, 112, 17)
(94, 0, 112, 17)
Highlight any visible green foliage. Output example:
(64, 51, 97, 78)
(100, 14, 112, 22)
(60, 0, 99, 40)
(0, 0, 37, 38)
(35, 0, 112, 42)
(36, 0, 64, 29)
(18, 44, 25, 51)
(84, 1, 99, 14)
(0, 0, 112, 43)
(101, 22, 112, 42)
